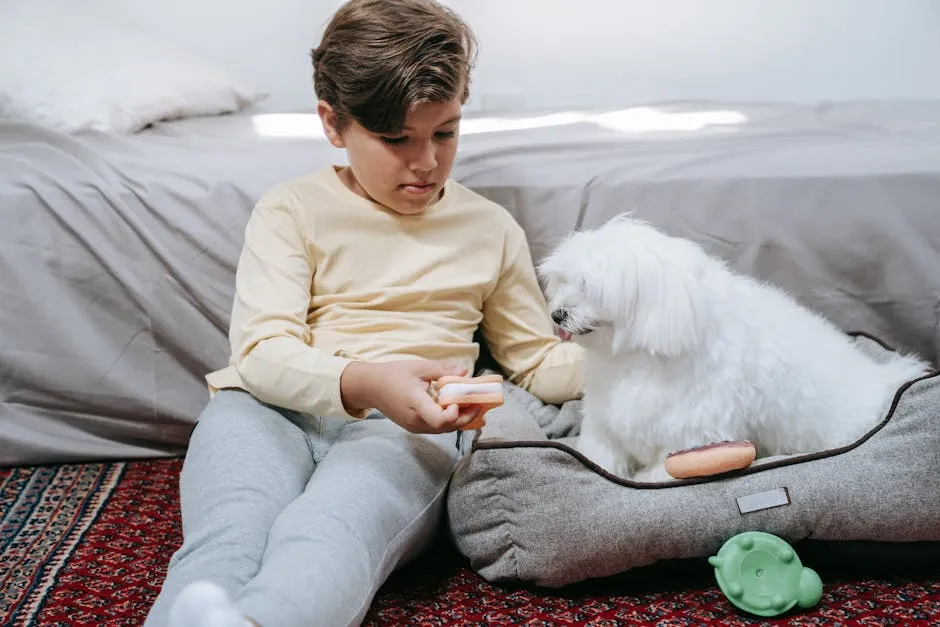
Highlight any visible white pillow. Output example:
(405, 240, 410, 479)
(0, 0, 266, 134)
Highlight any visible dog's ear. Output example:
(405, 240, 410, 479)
(610, 236, 709, 358)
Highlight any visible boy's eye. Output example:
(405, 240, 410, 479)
(380, 130, 456, 145)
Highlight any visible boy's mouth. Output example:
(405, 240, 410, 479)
(401, 182, 435, 195)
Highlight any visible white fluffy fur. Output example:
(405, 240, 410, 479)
(539, 214, 930, 482)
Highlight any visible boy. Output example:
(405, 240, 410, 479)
(145, 1, 583, 625)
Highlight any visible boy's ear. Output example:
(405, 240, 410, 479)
(317, 100, 346, 149)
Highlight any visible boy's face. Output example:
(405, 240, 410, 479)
(319, 98, 462, 215)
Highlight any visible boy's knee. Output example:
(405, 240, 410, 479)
(195, 390, 287, 433)
(196, 389, 248, 425)
(338, 419, 459, 480)
(185, 390, 314, 475)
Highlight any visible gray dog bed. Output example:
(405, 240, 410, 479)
(447, 333, 940, 587)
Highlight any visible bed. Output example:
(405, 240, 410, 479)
(3, 99, 940, 467)
(447, 334, 940, 589)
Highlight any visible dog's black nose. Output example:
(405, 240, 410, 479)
(551, 309, 567, 325)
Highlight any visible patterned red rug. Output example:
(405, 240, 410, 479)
(2, 459, 938, 626)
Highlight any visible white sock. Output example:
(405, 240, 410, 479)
(168, 580, 253, 627)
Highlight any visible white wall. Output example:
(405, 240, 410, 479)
(457, 0, 940, 111)
(96, 0, 348, 111)
(98, 0, 940, 113)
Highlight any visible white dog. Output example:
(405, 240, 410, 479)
(538, 214, 930, 482)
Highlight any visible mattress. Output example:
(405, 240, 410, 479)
(2, 100, 939, 465)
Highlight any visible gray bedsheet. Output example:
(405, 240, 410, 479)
(458, 100, 940, 367)
(1, 116, 338, 465)
(2, 100, 939, 465)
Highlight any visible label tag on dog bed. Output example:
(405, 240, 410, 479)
(736, 487, 790, 514)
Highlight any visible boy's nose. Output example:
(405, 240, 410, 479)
(411, 142, 437, 171)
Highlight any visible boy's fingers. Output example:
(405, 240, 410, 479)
(414, 390, 450, 429)
(425, 403, 464, 433)
(442, 403, 461, 422)
(455, 408, 480, 430)
(457, 406, 479, 423)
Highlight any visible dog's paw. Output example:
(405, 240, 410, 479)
(574, 434, 630, 478)
(631, 463, 672, 483)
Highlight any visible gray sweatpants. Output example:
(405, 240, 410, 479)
(144, 388, 463, 627)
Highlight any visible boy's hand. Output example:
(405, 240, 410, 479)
(340, 360, 480, 434)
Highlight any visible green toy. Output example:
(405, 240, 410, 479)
(708, 531, 823, 617)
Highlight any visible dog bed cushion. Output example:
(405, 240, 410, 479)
(447, 334, 940, 588)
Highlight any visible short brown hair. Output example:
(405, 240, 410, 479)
(311, 0, 477, 134)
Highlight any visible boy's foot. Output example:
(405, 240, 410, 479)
(168, 580, 253, 627)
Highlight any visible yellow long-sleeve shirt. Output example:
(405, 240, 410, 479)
(206, 166, 583, 419)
